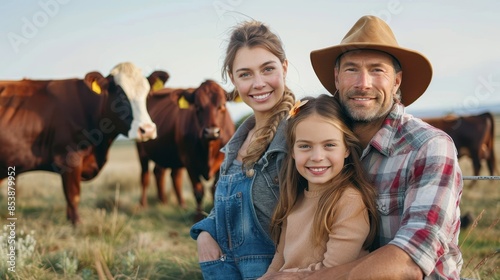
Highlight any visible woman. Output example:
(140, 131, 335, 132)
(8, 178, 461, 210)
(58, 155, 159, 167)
(190, 20, 295, 280)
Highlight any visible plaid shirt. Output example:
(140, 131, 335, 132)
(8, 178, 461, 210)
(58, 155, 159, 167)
(361, 103, 463, 279)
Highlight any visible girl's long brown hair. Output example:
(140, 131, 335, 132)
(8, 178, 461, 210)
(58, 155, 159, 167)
(222, 20, 295, 170)
(270, 94, 379, 249)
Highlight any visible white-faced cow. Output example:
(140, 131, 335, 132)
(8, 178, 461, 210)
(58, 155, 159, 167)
(0, 62, 169, 225)
(136, 80, 235, 220)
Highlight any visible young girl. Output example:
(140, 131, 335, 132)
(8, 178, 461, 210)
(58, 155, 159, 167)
(190, 20, 295, 280)
(263, 94, 378, 274)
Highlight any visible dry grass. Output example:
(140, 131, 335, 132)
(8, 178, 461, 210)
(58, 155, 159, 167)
(0, 115, 499, 279)
(0, 141, 210, 279)
(457, 114, 500, 279)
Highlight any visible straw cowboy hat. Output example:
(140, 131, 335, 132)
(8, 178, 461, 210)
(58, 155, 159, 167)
(310, 15, 432, 106)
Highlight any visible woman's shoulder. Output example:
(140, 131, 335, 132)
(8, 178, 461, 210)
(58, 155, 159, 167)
(265, 118, 288, 152)
(273, 118, 287, 138)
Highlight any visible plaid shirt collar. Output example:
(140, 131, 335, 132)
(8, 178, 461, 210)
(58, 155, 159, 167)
(362, 103, 405, 158)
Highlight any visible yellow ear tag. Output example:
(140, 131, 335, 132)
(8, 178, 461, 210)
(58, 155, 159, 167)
(91, 80, 101, 94)
(152, 78, 164, 92)
(178, 96, 189, 109)
(234, 95, 243, 102)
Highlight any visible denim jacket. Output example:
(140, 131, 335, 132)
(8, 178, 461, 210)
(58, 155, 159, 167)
(190, 115, 288, 240)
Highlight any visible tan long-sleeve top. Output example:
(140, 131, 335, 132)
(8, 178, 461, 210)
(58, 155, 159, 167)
(266, 185, 370, 273)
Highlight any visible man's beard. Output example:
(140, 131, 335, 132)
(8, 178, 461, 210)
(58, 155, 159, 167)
(341, 99, 394, 123)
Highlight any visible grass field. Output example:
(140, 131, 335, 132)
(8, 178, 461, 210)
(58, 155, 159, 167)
(0, 115, 499, 280)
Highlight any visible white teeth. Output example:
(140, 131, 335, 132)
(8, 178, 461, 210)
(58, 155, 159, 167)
(354, 98, 370, 100)
(309, 167, 327, 172)
(253, 92, 271, 100)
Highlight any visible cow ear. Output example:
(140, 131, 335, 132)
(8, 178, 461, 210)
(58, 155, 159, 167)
(234, 95, 243, 102)
(227, 89, 242, 102)
(84, 72, 109, 95)
(148, 71, 169, 92)
(178, 90, 195, 109)
(178, 96, 190, 109)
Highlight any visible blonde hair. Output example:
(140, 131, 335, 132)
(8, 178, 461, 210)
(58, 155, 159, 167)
(270, 94, 379, 250)
(222, 20, 295, 169)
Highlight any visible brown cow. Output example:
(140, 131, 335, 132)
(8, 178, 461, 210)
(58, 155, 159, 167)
(422, 112, 497, 184)
(0, 62, 169, 225)
(136, 80, 235, 220)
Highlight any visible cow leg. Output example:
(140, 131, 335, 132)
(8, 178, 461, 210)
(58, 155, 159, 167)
(170, 168, 186, 208)
(211, 170, 220, 201)
(153, 164, 168, 204)
(61, 167, 82, 225)
(485, 147, 498, 176)
(469, 155, 481, 187)
(139, 157, 150, 207)
(487, 157, 495, 176)
(187, 171, 205, 222)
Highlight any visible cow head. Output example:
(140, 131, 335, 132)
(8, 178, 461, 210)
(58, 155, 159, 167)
(84, 63, 169, 142)
(107, 62, 161, 141)
(181, 80, 229, 141)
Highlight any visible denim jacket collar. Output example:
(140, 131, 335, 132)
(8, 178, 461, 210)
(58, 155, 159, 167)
(220, 115, 287, 174)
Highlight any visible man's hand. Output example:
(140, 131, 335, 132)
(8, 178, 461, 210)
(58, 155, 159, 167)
(258, 271, 313, 280)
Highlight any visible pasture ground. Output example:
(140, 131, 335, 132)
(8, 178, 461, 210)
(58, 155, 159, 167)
(0, 115, 499, 279)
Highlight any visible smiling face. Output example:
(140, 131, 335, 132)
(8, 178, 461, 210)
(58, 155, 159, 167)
(334, 50, 402, 122)
(292, 114, 349, 189)
(230, 46, 288, 118)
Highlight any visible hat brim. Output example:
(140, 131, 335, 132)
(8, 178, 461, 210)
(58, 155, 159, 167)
(310, 43, 433, 106)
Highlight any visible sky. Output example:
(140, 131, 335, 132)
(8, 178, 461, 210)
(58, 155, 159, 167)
(2, 0, 500, 121)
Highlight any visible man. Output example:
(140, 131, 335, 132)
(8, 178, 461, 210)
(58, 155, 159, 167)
(261, 15, 463, 279)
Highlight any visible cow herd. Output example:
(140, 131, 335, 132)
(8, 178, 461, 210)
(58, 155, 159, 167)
(0, 62, 497, 225)
(0, 62, 234, 225)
